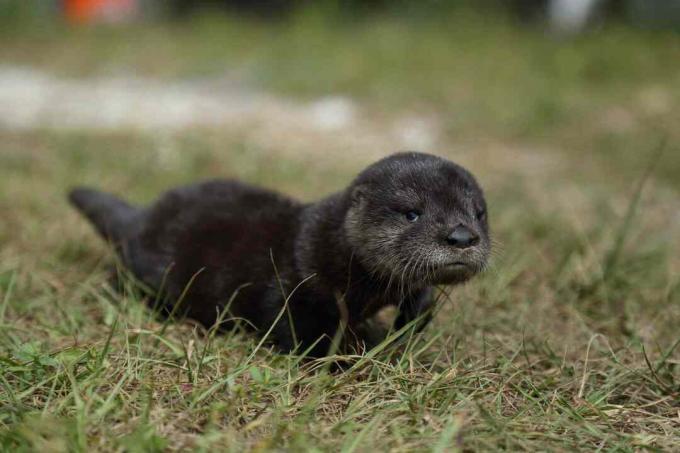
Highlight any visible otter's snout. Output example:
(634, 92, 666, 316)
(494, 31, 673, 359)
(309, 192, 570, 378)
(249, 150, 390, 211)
(446, 224, 479, 249)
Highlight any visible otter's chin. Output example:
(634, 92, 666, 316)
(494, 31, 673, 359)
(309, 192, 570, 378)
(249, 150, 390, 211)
(430, 262, 481, 285)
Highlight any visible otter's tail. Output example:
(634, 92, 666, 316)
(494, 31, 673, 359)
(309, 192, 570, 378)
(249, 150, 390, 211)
(68, 187, 141, 243)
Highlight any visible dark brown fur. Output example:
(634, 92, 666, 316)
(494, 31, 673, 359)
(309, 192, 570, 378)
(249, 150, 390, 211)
(69, 152, 490, 356)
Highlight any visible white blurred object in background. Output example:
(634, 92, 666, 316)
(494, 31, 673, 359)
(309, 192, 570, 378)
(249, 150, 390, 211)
(548, 0, 602, 33)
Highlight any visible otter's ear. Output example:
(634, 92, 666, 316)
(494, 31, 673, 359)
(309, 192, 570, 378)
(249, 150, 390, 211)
(350, 185, 366, 206)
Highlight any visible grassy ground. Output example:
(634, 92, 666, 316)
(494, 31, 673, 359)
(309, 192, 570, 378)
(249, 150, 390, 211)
(1, 10, 679, 452)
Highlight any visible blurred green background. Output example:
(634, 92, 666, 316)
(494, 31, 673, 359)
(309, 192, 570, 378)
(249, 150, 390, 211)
(1, 0, 679, 186)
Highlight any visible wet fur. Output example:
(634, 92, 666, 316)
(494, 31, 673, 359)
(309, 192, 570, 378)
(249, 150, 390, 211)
(69, 152, 490, 356)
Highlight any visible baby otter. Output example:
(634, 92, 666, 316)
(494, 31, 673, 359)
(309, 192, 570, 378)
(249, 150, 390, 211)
(69, 152, 490, 356)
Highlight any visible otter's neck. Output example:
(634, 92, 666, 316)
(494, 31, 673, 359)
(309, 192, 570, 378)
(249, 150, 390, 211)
(295, 191, 372, 297)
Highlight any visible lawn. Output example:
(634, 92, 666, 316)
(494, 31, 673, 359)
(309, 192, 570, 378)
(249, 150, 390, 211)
(0, 8, 679, 451)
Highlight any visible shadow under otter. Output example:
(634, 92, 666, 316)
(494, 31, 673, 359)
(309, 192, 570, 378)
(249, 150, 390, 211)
(69, 152, 490, 357)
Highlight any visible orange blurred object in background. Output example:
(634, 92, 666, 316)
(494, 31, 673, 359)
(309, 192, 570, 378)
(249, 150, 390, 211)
(64, 0, 138, 24)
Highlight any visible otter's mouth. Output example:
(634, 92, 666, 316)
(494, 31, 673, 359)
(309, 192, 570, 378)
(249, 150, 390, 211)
(441, 261, 469, 270)
(429, 260, 478, 284)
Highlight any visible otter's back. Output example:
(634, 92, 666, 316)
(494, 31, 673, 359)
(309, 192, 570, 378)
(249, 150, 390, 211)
(133, 179, 304, 326)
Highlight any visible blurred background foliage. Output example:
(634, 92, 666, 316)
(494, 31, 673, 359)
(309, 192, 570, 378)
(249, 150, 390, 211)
(3, 0, 680, 28)
(3, 0, 678, 186)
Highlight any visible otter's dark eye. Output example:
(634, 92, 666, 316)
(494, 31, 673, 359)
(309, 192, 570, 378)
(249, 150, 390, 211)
(476, 208, 486, 221)
(405, 211, 420, 222)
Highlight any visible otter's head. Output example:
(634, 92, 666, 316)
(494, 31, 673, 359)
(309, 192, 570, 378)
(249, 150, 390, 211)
(344, 152, 490, 286)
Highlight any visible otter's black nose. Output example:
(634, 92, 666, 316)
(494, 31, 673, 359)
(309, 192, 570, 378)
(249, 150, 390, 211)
(446, 225, 479, 248)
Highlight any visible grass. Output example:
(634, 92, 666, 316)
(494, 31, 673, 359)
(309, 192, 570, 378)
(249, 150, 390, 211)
(1, 9, 679, 452)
